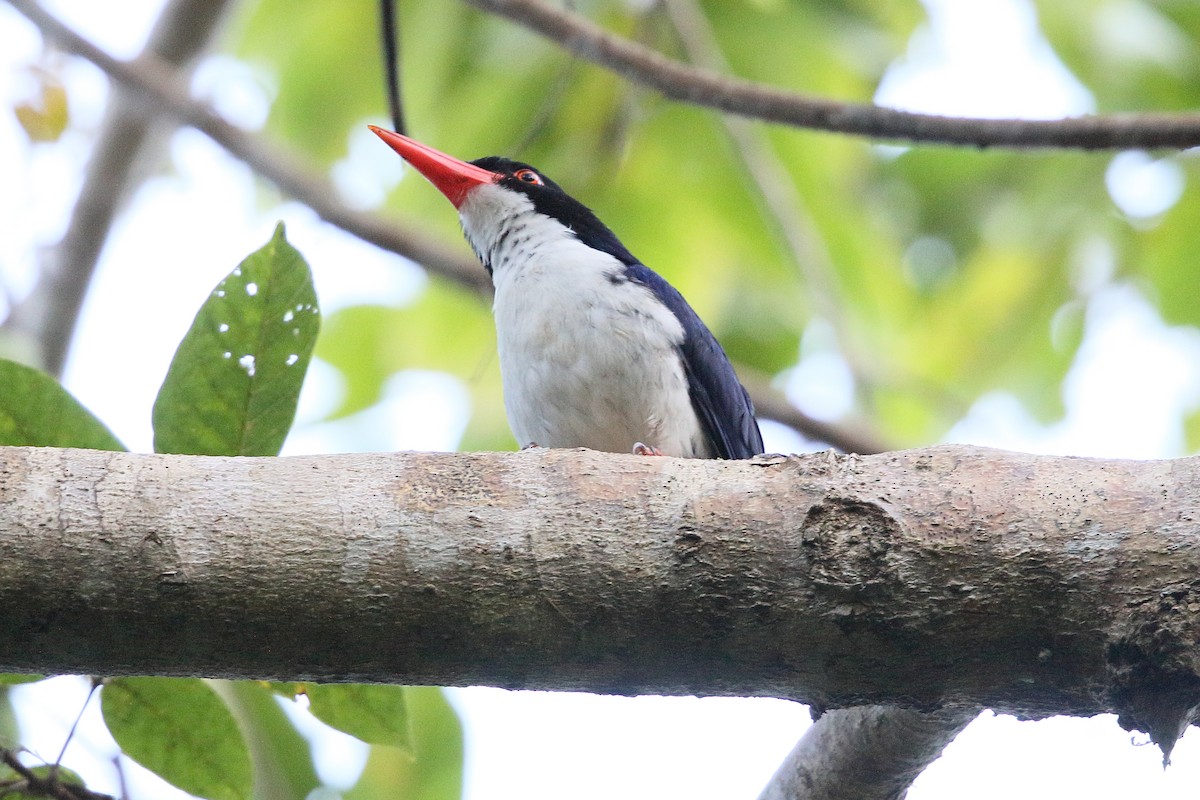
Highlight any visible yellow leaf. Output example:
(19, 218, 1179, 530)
(14, 76, 69, 143)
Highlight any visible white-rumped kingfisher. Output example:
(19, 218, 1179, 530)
(369, 125, 764, 460)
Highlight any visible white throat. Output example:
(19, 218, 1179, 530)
(457, 184, 708, 457)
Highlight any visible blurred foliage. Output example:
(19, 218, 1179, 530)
(0, 761, 88, 800)
(216, 681, 322, 800)
(223, 0, 1200, 451)
(0, 676, 43, 686)
(303, 683, 413, 752)
(343, 687, 463, 800)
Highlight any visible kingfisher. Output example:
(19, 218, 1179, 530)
(370, 126, 763, 460)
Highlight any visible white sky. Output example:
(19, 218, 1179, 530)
(5, 0, 1200, 799)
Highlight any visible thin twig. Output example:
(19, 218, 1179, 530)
(739, 369, 887, 455)
(465, 0, 1200, 150)
(1, 748, 115, 800)
(379, 0, 406, 135)
(53, 679, 99, 767)
(109, 756, 127, 800)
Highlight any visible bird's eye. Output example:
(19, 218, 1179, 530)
(514, 169, 543, 186)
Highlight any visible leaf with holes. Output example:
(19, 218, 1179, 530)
(0, 359, 124, 450)
(152, 223, 319, 456)
(101, 677, 252, 800)
(304, 683, 413, 752)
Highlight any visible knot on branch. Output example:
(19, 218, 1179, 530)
(800, 496, 901, 609)
(1108, 581, 1200, 763)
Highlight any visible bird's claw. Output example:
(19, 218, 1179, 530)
(632, 442, 664, 456)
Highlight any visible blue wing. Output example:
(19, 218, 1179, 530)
(624, 264, 764, 459)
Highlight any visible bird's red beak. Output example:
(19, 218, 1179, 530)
(368, 125, 499, 209)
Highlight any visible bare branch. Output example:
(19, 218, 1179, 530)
(4, 0, 491, 298)
(465, 0, 1200, 150)
(2, 444, 1199, 756)
(5, 0, 235, 377)
(738, 369, 889, 455)
(757, 707, 977, 800)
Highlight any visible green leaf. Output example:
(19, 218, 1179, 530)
(0, 359, 125, 450)
(214, 680, 321, 800)
(1184, 407, 1200, 455)
(0, 687, 18, 747)
(152, 223, 320, 456)
(344, 688, 462, 800)
(0, 674, 44, 686)
(304, 683, 412, 752)
(101, 677, 252, 800)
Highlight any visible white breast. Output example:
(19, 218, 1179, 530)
(459, 185, 710, 457)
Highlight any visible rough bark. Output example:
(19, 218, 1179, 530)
(2, 444, 1199, 757)
(757, 707, 977, 800)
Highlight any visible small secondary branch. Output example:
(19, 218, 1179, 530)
(757, 706, 978, 800)
(466, 0, 1200, 150)
(2, 444, 1200, 756)
(738, 370, 888, 455)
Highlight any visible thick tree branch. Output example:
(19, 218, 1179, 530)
(466, 0, 1200, 150)
(2, 444, 1200, 758)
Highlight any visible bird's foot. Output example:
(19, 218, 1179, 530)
(632, 442, 664, 456)
(520, 442, 543, 451)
